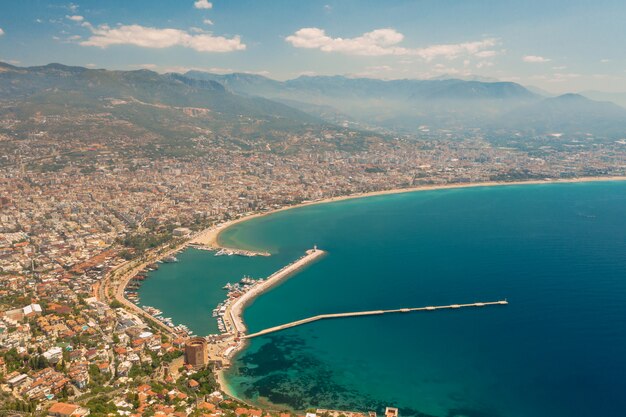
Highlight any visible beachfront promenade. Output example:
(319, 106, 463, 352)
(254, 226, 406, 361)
(227, 247, 326, 334)
(245, 300, 509, 339)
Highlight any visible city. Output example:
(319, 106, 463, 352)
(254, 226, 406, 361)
(1, 1, 626, 416)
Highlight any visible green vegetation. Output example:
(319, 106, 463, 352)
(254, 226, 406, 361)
(86, 396, 118, 417)
(88, 364, 108, 386)
(118, 230, 173, 254)
(173, 366, 219, 398)
(4, 400, 37, 413)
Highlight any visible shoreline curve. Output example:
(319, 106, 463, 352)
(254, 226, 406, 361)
(191, 176, 626, 251)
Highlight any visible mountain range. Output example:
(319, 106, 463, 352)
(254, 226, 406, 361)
(0, 62, 320, 142)
(186, 71, 626, 137)
(0, 62, 624, 140)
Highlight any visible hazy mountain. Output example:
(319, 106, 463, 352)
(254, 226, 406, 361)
(525, 85, 556, 97)
(501, 93, 626, 135)
(184, 71, 284, 98)
(429, 74, 501, 83)
(185, 71, 626, 137)
(185, 71, 542, 131)
(1, 63, 623, 140)
(581, 90, 626, 109)
(0, 62, 318, 127)
(185, 71, 535, 101)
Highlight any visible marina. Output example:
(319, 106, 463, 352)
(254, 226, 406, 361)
(118, 247, 195, 337)
(226, 247, 326, 335)
(199, 248, 327, 344)
(188, 243, 271, 257)
(133, 182, 626, 415)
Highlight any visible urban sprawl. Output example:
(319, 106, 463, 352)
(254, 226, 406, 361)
(1, 111, 626, 417)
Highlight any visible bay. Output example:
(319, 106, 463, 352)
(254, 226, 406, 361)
(140, 181, 626, 417)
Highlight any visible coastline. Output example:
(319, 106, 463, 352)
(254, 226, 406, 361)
(191, 176, 626, 250)
(228, 248, 326, 335)
(133, 175, 626, 406)
(214, 248, 326, 404)
(199, 175, 626, 404)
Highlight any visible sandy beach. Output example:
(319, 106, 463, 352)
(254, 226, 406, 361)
(191, 176, 626, 250)
(187, 176, 626, 404)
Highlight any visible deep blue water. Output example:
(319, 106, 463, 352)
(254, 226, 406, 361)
(140, 182, 626, 417)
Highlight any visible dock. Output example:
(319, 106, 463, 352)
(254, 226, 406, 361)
(245, 300, 508, 339)
(188, 243, 271, 257)
(226, 247, 326, 334)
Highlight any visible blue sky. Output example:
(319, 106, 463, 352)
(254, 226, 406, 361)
(0, 0, 624, 92)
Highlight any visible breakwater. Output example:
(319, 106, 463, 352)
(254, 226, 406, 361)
(226, 247, 326, 335)
(245, 300, 509, 338)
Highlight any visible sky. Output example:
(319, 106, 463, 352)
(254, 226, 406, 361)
(0, 0, 625, 93)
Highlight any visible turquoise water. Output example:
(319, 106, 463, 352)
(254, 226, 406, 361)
(140, 182, 626, 417)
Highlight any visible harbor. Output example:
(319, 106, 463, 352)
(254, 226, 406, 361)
(189, 242, 271, 257)
(116, 246, 196, 338)
(202, 247, 327, 364)
(225, 247, 326, 335)
(123, 244, 327, 364)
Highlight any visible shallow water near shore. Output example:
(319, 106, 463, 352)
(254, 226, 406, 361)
(140, 181, 626, 417)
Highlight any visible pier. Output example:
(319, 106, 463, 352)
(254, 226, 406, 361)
(226, 247, 326, 334)
(245, 300, 508, 339)
(188, 243, 271, 257)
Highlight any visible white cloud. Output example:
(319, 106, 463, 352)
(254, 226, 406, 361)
(130, 63, 158, 70)
(285, 27, 497, 60)
(162, 65, 231, 74)
(80, 22, 246, 53)
(286, 28, 404, 56)
(533, 72, 581, 83)
(523, 55, 551, 63)
(154, 65, 269, 76)
(552, 72, 580, 80)
(0, 28, 4, 36)
(416, 39, 498, 61)
(475, 50, 497, 58)
(600, 58, 611, 63)
(203, 19, 214, 25)
(194, 0, 213, 9)
(429, 64, 472, 78)
(66, 15, 84, 22)
(349, 65, 397, 78)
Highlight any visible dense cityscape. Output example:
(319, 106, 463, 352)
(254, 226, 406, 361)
(2, 100, 625, 415)
(2, 0, 626, 416)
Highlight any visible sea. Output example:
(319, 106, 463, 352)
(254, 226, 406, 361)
(138, 181, 626, 417)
